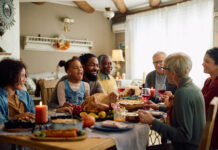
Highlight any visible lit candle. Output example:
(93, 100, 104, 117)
(150, 87, 155, 97)
(35, 101, 48, 124)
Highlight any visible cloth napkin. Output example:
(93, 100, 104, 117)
(86, 123, 150, 150)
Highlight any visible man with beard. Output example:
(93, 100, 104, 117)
(97, 55, 117, 94)
(48, 53, 104, 108)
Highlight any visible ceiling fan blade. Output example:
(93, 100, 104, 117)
(112, 0, 127, 14)
(73, 1, 95, 13)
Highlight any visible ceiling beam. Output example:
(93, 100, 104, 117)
(112, 0, 127, 14)
(73, 1, 95, 13)
(112, 0, 190, 21)
(32, 2, 46, 5)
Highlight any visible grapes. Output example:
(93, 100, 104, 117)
(73, 105, 82, 115)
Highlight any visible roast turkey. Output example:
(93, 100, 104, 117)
(81, 93, 118, 113)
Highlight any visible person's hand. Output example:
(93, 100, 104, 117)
(63, 102, 74, 107)
(161, 91, 174, 105)
(138, 110, 155, 125)
(144, 100, 159, 110)
(56, 106, 73, 115)
(13, 112, 35, 120)
(163, 91, 173, 97)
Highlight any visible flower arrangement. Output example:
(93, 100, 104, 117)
(53, 40, 70, 50)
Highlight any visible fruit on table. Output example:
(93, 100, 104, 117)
(98, 111, 106, 118)
(73, 105, 82, 115)
(80, 112, 87, 117)
(89, 113, 99, 119)
(107, 110, 114, 118)
(82, 115, 95, 128)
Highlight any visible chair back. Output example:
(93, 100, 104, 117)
(39, 79, 58, 105)
(199, 97, 218, 150)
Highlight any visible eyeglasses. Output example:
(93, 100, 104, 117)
(153, 60, 164, 65)
(160, 66, 169, 70)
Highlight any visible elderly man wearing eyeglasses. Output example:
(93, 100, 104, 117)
(144, 51, 177, 102)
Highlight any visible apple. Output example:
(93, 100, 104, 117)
(82, 115, 95, 128)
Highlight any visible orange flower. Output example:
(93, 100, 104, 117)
(53, 40, 70, 50)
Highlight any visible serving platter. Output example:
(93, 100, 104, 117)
(30, 131, 87, 141)
(3, 127, 34, 132)
(119, 99, 144, 111)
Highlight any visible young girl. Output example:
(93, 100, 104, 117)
(57, 57, 90, 107)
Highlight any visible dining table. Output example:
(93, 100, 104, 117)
(0, 122, 150, 150)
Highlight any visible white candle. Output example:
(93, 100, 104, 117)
(143, 72, 145, 83)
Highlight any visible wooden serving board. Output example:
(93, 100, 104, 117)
(30, 132, 87, 141)
(3, 128, 33, 132)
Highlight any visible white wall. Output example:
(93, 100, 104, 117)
(0, 0, 20, 60)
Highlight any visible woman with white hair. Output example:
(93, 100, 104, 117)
(139, 53, 206, 150)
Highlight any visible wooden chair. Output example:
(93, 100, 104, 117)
(199, 97, 218, 150)
(39, 79, 58, 105)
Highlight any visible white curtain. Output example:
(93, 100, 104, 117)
(125, 0, 214, 88)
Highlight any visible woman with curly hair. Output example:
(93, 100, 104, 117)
(0, 58, 35, 123)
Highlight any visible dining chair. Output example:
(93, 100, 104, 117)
(199, 97, 218, 150)
(39, 79, 58, 105)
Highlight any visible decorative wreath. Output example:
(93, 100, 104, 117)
(0, 0, 15, 36)
(53, 40, 70, 50)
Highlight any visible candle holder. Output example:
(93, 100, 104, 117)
(35, 122, 50, 131)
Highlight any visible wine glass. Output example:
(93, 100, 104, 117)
(141, 88, 151, 100)
(156, 84, 166, 95)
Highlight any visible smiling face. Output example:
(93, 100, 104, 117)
(100, 57, 112, 75)
(67, 60, 83, 81)
(153, 53, 165, 75)
(14, 68, 27, 90)
(83, 57, 99, 80)
(202, 54, 218, 76)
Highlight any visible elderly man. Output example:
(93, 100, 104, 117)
(139, 53, 206, 150)
(97, 55, 118, 94)
(145, 51, 177, 100)
(48, 53, 104, 108)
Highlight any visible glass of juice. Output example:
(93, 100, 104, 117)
(114, 109, 126, 122)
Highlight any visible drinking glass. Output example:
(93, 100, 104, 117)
(113, 109, 126, 122)
(156, 84, 166, 95)
(141, 88, 151, 100)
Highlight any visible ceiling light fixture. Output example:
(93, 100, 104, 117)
(104, 7, 115, 20)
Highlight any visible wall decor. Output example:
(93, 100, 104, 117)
(23, 36, 93, 53)
(0, 0, 15, 36)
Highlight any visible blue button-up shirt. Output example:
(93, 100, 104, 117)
(0, 88, 35, 123)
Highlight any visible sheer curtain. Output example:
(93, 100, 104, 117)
(125, 0, 214, 88)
